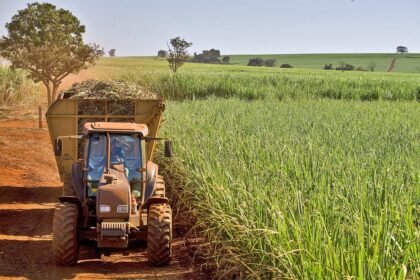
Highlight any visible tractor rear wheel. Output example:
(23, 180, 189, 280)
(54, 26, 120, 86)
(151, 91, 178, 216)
(153, 175, 166, 198)
(147, 203, 172, 266)
(52, 203, 79, 266)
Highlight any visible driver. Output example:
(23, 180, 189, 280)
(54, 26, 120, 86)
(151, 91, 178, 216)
(88, 154, 106, 180)
(110, 138, 126, 164)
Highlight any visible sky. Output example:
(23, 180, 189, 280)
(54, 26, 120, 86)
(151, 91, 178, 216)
(0, 0, 419, 56)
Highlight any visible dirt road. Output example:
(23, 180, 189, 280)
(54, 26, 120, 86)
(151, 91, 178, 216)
(0, 119, 204, 279)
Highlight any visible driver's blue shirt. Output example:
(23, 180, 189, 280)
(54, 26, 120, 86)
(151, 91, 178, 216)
(111, 146, 125, 163)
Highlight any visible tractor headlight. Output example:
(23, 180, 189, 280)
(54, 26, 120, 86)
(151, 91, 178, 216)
(117, 204, 128, 213)
(99, 205, 111, 213)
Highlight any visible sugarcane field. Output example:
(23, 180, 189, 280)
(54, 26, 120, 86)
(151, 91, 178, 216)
(0, 1, 419, 280)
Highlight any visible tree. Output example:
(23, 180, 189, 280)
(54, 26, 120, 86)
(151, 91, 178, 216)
(323, 64, 334, 70)
(0, 3, 103, 106)
(109, 49, 116, 57)
(158, 50, 167, 58)
(396, 46, 408, 54)
(280, 63, 293, 68)
(247, 58, 264, 67)
(191, 49, 221, 64)
(167, 37, 192, 73)
(222, 56, 230, 64)
(336, 62, 355, 71)
(264, 59, 276, 67)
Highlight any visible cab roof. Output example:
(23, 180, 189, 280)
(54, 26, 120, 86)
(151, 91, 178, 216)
(83, 122, 149, 136)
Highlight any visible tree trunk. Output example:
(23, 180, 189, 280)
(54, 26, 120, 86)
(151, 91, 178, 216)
(43, 81, 52, 106)
(52, 82, 60, 103)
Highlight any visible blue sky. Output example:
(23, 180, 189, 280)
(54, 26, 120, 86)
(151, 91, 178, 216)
(0, 0, 419, 56)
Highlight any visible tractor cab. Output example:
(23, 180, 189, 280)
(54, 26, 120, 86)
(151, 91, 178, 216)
(83, 122, 147, 198)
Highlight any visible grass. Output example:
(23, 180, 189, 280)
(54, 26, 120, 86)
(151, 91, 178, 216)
(0, 67, 41, 106)
(121, 69, 420, 101)
(159, 98, 419, 279)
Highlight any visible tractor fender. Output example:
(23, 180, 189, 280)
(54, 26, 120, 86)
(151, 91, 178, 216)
(71, 162, 84, 199)
(145, 161, 158, 199)
(59, 196, 88, 227)
(143, 197, 169, 211)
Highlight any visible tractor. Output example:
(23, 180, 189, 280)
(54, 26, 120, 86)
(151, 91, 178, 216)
(46, 97, 173, 266)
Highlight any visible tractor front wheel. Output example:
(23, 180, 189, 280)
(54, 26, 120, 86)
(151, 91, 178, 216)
(152, 175, 166, 198)
(147, 203, 172, 266)
(52, 203, 79, 266)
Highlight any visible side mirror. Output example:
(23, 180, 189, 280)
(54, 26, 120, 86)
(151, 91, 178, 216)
(164, 140, 173, 158)
(54, 139, 63, 156)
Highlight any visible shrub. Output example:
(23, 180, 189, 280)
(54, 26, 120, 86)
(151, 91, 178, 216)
(157, 50, 167, 58)
(222, 56, 230, 64)
(336, 64, 355, 71)
(264, 59, 276, 67)
(247, 58, 264, 67)
(280, 64, 293, 68)
(323, 64, 334, 70)
(108, 49, 116, 57)
(355, 66, 366, 71)
(191, 49, 221, 64)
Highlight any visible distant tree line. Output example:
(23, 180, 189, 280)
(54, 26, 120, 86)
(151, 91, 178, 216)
(323, 61, 376, 72)
(247, 58, 293, 68)
(158, 47, 230, 64)
(190, 49, 230, 64)
(157, 42, 386, 73)
(191, 49, 220, 63)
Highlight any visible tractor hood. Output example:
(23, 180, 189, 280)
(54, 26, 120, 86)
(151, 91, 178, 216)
(96, 164, 131, 221)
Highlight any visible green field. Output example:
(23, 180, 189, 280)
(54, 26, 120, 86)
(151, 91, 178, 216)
(2, 56, 419, 278)
(228, 53, 420, 73)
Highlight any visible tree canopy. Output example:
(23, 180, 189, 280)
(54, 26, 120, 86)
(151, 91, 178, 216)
(0, 2, 103, 105)
(157, 50, 167, 58)
(191, 49, 221, 64)
(396, 46, 408, 54)
(108, 49, 116, 57)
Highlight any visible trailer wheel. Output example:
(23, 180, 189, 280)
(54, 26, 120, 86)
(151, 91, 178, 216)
(52, 203, 79, 266)
(147, 203, 172, 266)
(153, 175, 166, 198)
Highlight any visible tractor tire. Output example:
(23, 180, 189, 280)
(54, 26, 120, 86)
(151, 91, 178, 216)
(52, 203, 79, 266)
(153, 175, 166, 198)
(62, 181, 77, 197)
(147, 203, 172, 266)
